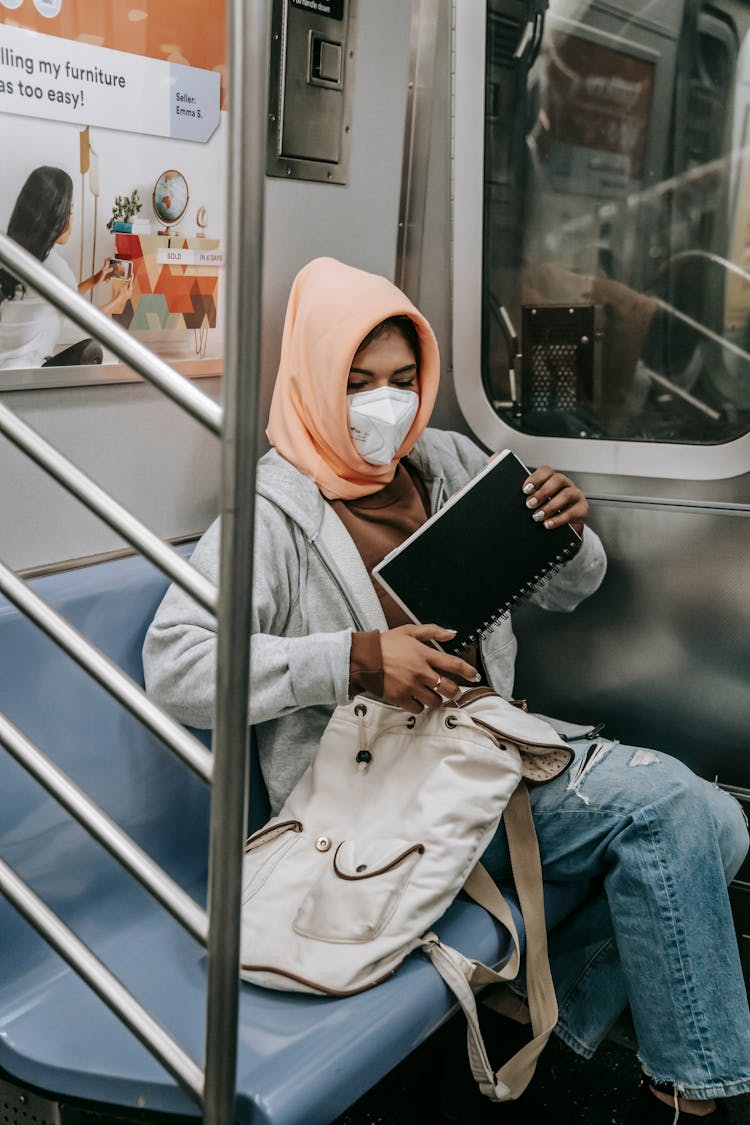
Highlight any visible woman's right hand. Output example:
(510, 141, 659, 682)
(380, 624, 480, 713)
(97, 259, 116, 284)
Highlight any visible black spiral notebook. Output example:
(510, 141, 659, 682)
(372, 450, 581, 655)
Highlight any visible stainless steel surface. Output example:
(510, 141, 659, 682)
(0, 710, 208, 944)
(0, 560, 213, 784)
(583, 494, 750, 515)
(397, 0, 462, 435)
(0, 379, 221, 575)
(0, 401, 218, 617)
(267, 0, 356, 184)
(512, 498, 750, 787)
(0, 356, 221, 396)
(396, 0, 441, 300)
(0, 856, 205, 1106)
(16, 532, 202, 582)
(569, 470, 750, 506)
(0, 233, 222, 436)
(202, 1, 267, 1122)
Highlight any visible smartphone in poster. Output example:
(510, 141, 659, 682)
(0, 0, 227, 381)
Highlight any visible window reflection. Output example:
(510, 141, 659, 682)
(482, 0, 750, 444)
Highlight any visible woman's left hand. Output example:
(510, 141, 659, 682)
(521, 465, 588, 536)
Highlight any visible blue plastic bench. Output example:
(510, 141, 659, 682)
(0, 552, 589, 1125)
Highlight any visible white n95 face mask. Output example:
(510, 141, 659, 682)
(347, 386, 419, 465)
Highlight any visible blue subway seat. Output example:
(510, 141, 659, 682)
(0, 552, 589, 1125)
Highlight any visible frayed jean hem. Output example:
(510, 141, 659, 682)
(553, 1034, 750, 1099)
(638, 1060, 750, 1102)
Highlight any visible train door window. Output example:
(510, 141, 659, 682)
(481, 0, 750, 446)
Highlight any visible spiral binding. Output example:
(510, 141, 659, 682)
(453, 545, 579, 652)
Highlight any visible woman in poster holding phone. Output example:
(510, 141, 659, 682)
(0, 165, 134, 371)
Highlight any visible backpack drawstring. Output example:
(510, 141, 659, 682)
(354, 704, 413, 771)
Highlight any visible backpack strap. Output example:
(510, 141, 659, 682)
(470, 781, 559, 1098)
(422, 782, 558, 1102)
(421, 935, 515, 1100)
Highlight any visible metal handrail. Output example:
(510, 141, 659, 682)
(643, 367, 721, 421)
(202, 1, 267, 1120)
(0, 232, 222, 436)
(0, 857, 205, 1101)
(0, 711, 207, 944)
(0, 401, 218, 616)
(653, 249, 750, 288)
(0, 560, 213, 784)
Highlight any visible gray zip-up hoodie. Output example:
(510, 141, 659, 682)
(143, 427, 606, 813)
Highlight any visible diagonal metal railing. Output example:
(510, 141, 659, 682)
(0, 711, 208, 943)
(0, 399, 218, 615)
(0, 1, 267, 1122)
(0, 562, 213, 781)
(0, 857, 206, 1101)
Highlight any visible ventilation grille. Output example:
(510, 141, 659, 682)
(528, 342, 579, 410)
(521, 305, 595, 413)
(0, 1080, 61, 1125)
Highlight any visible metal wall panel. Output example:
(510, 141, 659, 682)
(426, 0, 750, 791)
(512, 499, 750, 787)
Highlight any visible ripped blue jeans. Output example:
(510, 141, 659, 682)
(481, 739, 750, 1101)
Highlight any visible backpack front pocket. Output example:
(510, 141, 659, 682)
(293, 838, 424, 943)
(242, 820, 303, 904)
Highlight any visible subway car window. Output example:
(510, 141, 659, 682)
(482, 0, 750, 444)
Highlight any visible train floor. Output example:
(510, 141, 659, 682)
(334, 1009, 750, 1125)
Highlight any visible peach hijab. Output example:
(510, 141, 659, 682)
(266, 257, 440, 500)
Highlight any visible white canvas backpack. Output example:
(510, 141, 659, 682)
(240, 688, 574, 1101)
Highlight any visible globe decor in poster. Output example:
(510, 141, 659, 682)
(0, 0, 228, 382)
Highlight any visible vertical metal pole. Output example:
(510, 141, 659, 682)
(203, 1, 268, 1122)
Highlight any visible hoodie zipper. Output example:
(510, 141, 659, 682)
(310, 539, 369, 632)
(257, 489, 370, 632)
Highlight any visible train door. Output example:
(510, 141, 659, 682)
(450, 0, 750, 954)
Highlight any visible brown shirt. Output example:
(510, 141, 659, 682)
(328, 462, 429, 697)
(330, 462, 431, 628)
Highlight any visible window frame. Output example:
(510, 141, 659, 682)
(452, 2, 750, 481)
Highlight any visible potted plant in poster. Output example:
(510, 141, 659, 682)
(106, 189, 143, 233)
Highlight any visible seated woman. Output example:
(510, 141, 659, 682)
(0, 165, 133, 371)
(143, 257, 749, 1122)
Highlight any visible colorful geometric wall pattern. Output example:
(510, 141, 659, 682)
(112, 235, 220, 332)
